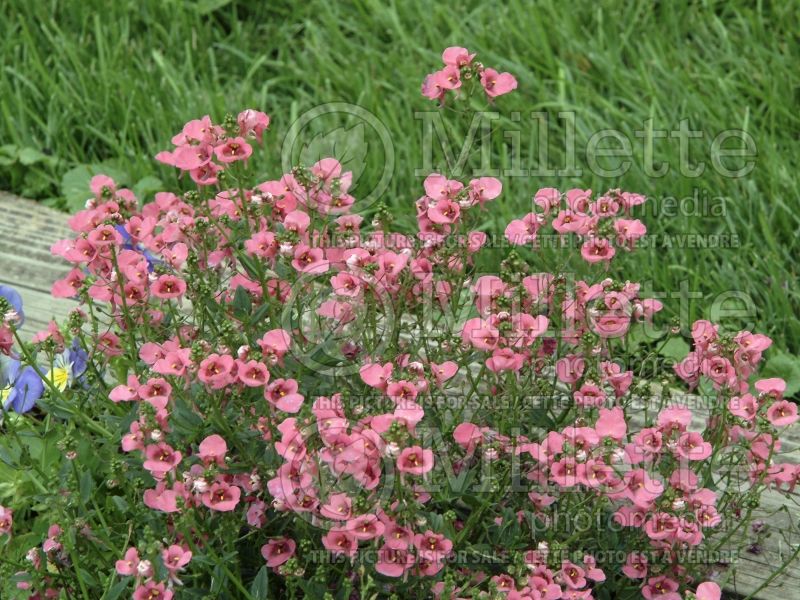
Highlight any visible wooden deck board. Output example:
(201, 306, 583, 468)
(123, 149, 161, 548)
(0, 190, 798, 599)
(0, 192, 76, 331)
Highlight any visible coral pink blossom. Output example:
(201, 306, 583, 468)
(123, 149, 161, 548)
(133, 582, 173, 600)
(397, 446, 434, 476)
(767, 400, 798, 427)
(198, 434, 228, 467)
(261, 537, 296, 568)
(480, 68, 518, 98)
(214, 137, 252, 163)
(115, 547, 140, 576)
(201, 481, 241, 512)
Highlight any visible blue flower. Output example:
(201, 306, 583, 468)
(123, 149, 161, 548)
(0, 285, 24, 326)
(47, 339, 89, 391)
(1, 358, 43, 413)
(115, 225, 161, 272)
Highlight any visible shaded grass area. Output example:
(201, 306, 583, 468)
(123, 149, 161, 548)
(1, 0, 798, 355)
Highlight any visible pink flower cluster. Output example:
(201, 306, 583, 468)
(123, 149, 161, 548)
(422, 46, 517, 103)
(115, 545, 191, 599)
(505, 187, 648, 264)
(5, 49, 795, 599)
(154, 110, 269, 185)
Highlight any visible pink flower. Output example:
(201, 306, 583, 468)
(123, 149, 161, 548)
(552, 210, 587, 234)
(115, 547, 140, 576)
(766, 400, 798, 427)
(265, 378, 305, 413)
(360, 362, 393, 390)
(505, 213, 543, 245)
(151, 274, 186, 299)
(133, 582, 173, 600)
(556, 355, 585, 385)
(173, 143, 212, 170)
(198, 434, 228, 467)
(261, 537, 296, 568)
(486, 348, 525, 372)
(110, 375, 140, 402)
(427, 198, 461, 224)
(421, 67, 462, 101)
(430, 361, 458, 387)
(320, 493, 352, 521)
(51, 268, 85, 298)
(461, 318, 500, 350)
(728, 394, 758, 420)
(375, 545, 414, 577)
(198, 353, 235, 389)
(143, 443, 182, 475)
(414, 531, 452, 560)
(480, 68, 518, 98)
(641, 576, 678, 600)
(214, 137, 252, 163)
(237, 359, 270, 387)
(676, 432, 712, 461)
(442, 46, 475, 67)
(292, 243, 328, 273)
(88, 224, 123, 246)
(560, 561, 587, 589)
(581, 237, 616, 263)
(201, 481, 241, 512)
(614, 218, 646, 244)
(625, 470, 664, 507)
(469, 177, 502, 206)
(322, 528, 358, 557)
(258, 329, 292, 364)
(90, 174, 116, 197)
(695, 582, 721, 600)
(424, 173, 463, 200)
(755, 377, 785, 397)
(621, 552, 648, 579)
(161, 545, 192, 573)
(245, 230, 278, 258)
(346, 514, 385, 540)
(397, 446, 434, 476)
(331, 272, 363, 297)
(237, 109, 270, 141)
(0, 505, 12, 536)
(143, 484, 180, 513)
(453, 422, 482, 451)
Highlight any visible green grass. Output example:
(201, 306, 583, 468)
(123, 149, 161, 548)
(1, 0, 798, 357)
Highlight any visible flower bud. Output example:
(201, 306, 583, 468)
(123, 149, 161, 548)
(671, 499, 686, 511)
(137, 560, 153, 577)
(385, 442, 400, 457)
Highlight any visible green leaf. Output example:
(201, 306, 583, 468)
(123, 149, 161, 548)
(298, 122, 368, 189)
(659, 337, 690, 362)
(17, 147, 48, 166)
(760, 351, 800, 396)
(133, 175, 163, 200)
(110, 495, 129, 513)
(249, 302, 271, 328)
(104, 578, 130, 600)
(195, 0, 233, 15)
(80, 470, 94, 503)
(232, 285, 252, 318)
(60, 163, 129, 212)
(249, 566, 269, 599)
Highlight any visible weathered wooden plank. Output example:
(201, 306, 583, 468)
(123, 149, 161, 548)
(0, 192, 75, 329)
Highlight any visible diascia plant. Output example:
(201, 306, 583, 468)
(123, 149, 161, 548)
(0, 47, 797, 600)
